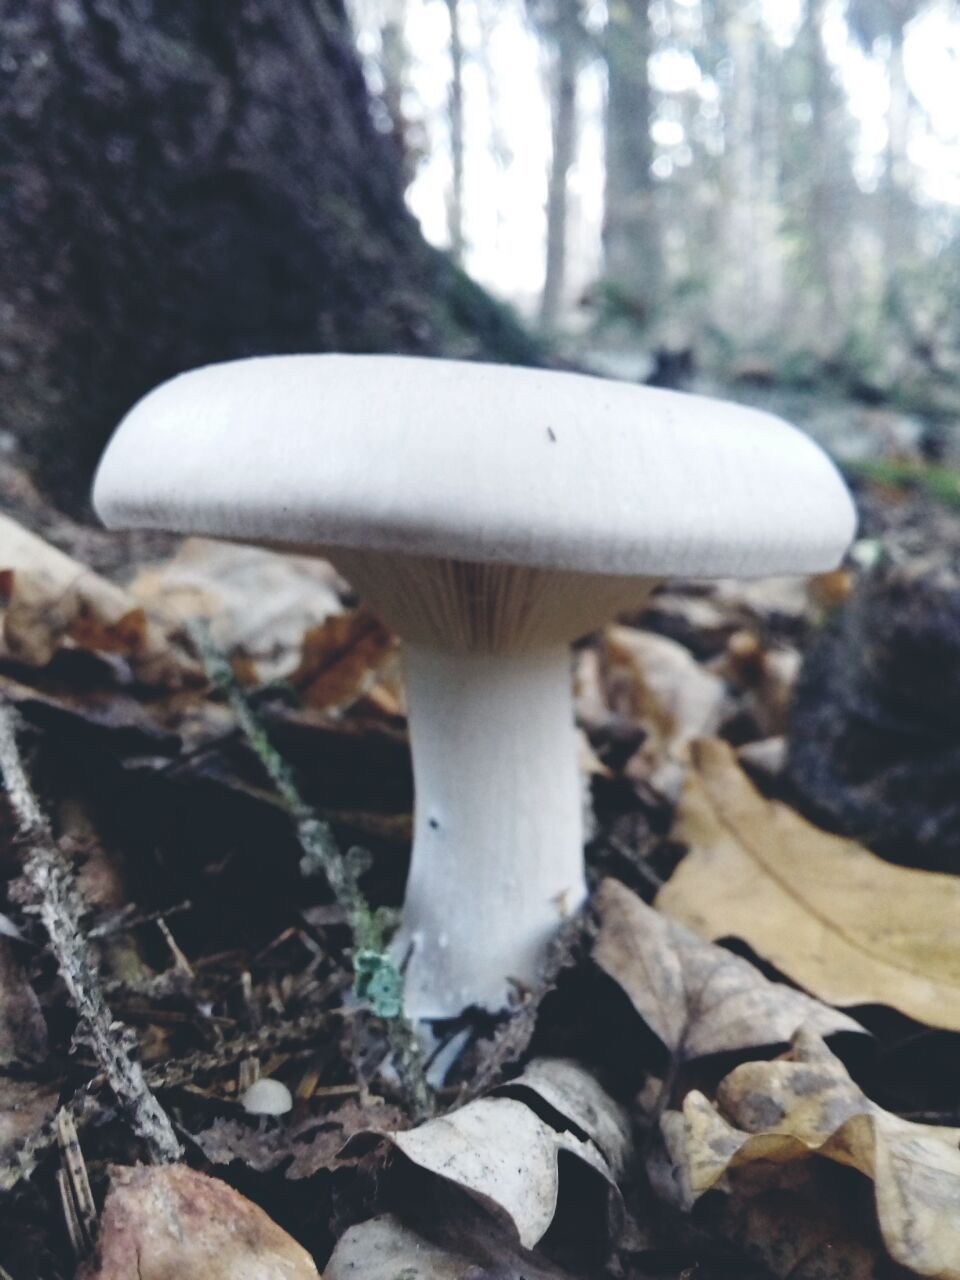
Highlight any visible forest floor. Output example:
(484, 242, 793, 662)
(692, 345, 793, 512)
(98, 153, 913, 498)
(1, 419, 960, 1280)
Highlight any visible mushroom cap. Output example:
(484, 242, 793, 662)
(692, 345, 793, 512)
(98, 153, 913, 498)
(93, 355, 856, 578)
(240, 1077, 293, 1117)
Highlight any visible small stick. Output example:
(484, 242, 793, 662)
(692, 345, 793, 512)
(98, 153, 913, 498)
(0, 702, 182, 1162)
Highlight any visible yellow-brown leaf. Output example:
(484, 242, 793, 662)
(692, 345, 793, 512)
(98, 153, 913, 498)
(658, 738, 960, 1030)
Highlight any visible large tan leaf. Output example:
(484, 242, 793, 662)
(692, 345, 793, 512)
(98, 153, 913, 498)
(593, 879, 860, 1061)
(658, 738, 960, 1030)
(661, 1028, 960, 1279)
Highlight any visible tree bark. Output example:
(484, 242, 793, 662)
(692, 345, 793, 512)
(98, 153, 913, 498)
(0, 0, 537, 501)
(602, 0, 661, 319)
(445, 0, 466, 262)
(539, 0, 581, 332)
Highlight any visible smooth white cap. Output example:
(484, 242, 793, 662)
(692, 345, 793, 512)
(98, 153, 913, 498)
(240, 1077, 293, 1117)
(93, 355, 856, 577)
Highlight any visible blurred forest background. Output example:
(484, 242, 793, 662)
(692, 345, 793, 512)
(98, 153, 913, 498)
(1, 0, 958, 504)
(348, 0, 960, 444)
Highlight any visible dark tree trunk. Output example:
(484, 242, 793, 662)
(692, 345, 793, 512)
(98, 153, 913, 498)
(0, 0, 537, 501)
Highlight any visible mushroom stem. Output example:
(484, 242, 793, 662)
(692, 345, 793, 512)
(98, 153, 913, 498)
(395, 642, 586, 1019)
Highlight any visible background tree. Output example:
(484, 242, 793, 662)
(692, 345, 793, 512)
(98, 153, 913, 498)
(532, 0, 589, 331)
(602, 0, 662, 324)
(0, 0, 536, 501)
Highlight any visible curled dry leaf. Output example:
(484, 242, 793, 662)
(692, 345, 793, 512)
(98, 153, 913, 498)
(82, 1163, 319, 1280)
(130, 537, 343, 682)
(601, 626, 726, 795)
(326, 1215, 479, 1279)
(383, 1082, 621, 1249)
(593, 878, 861, 1062)
(290, 606, 396, 711)
(325, 1213, 569, 1280)
(661, 1028, 960, 1280)
(0, 514, 181, 682)
(494, 1057, 630, 1175)
(658, 738, 960, 1030)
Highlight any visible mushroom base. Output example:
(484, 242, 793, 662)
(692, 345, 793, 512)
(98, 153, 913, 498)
(394, 642, 587, 1018)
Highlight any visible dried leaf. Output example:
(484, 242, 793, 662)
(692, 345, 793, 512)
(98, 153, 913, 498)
(494, 1057, 630, 1174)
(291, 607, 396, 710)
(325, 1213, 568, 1280)
(193, 1099, 405, 1179)
(82, 1164, 320, 1279)
(662, 1029, 960, 1279)
(602, 626, 726, 794)
(326, 1215, 479, 1279)
(0, 515, 181, 682)
(593, 878, 861, 1060)
(659, 738, 960, 1030)
(385, 1091, 619, 1249)
(130, 537, 343, 682)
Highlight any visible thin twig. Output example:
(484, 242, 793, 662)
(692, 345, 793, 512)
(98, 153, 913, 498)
(0, 701, 182, 1162)
(189, 621, 433, 1121)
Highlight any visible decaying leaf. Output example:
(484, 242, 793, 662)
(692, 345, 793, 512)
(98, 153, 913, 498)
(600, 626, 727, 795)
(194, 1098, 406, 1179)
(290, 606, 396, 711)
(494, 1057, 630, 1175)
(659, 738, 960, 1030)
(82, 1163, 320, 1279)
(0, 515, 182, 682)
(383, 1081, 621, 1250)
(326, 1215, 479, 1279)
(325, 1213, 569, 1280)
(130, 537, 343, 682)
(660, 1028, 960, 1280)
(593, 878, 861, 1061)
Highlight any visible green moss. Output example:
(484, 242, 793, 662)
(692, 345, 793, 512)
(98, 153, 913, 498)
(845, 458, 960, 511)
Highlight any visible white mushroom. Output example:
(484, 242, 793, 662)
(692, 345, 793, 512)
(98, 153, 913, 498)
(93, 355, 856, 1019)
(241, 1077, 293, 1117)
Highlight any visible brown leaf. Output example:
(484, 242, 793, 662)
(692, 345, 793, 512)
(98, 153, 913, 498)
(600, 626, 727, 794)
(291, 607, 396, 711)
(130, 537, 344, 682)
(658, 738, 960, 1030)
(83, 1164, 320, 1279)
(193, 1098, 406, 1179)
(662, 1028, 960, 1279)
(593, 879, 861, 1061)
(0, 514, 183, 683)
